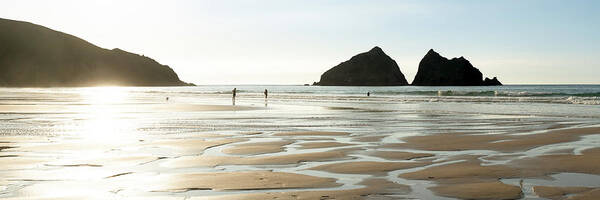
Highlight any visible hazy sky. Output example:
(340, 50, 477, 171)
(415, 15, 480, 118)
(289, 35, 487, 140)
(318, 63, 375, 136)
(2, 0, 599, 84)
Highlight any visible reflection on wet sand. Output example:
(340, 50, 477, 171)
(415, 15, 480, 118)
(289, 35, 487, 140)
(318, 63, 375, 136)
(2, 124, 599, 199)
(221, 140, 292, 155)
(1, 87, 600, 199)
(162, 151, 349, 168)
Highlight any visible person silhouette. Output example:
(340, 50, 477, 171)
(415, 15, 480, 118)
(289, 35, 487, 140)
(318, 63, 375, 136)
(264, 89, 268, 107)
(232, 88, 237, 105)
(264, 89, 268, 99)
(367, 92, 370, 97)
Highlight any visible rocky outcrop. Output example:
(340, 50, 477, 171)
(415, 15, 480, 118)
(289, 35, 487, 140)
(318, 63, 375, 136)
(315, 47, 408, 86)
(411, 49, 501, 86)
(0, 18, 192, 87)
(483, 77, 502, 86)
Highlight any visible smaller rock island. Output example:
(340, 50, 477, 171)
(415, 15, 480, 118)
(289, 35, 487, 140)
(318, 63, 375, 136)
(412, 49, 502, 86)
(483, 77, 502, 86)
(314, 47, 409, 86)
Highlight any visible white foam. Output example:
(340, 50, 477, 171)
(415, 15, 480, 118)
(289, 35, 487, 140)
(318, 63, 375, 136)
(566, 96, 600, 105)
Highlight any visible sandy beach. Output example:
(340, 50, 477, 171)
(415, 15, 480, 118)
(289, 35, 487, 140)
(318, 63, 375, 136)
(0, 86, 599, 199)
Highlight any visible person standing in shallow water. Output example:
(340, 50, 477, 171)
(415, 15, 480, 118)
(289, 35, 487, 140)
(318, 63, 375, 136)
(367, 92, 370, 97)
(264, 89, 268, 107)
(232, 88, 237, 105)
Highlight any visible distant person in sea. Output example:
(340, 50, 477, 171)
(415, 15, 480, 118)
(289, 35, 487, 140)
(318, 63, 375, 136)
(232, 88, 237, 105)
(367, 92, 370, 97)
(166, 97, 169, 101)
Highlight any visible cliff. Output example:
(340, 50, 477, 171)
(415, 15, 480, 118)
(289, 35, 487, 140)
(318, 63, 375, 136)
(0, 18, 192, 87)
(411, 49, 501, 86)
(316, 46, 408, 86)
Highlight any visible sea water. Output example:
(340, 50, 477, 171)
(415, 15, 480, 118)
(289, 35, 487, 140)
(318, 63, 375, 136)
(0, 85, 598, 135)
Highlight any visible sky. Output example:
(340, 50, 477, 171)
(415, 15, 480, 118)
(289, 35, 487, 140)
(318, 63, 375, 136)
(1, 0, 599, 84)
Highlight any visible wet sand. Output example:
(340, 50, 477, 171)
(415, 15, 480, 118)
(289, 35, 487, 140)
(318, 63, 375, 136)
(0, 103, 259, 113)
(431, 181, 523, 199)
(385, 127, 600, 152)
(565, 189, 600, 200)
(2, 125, 600, 199)
(189, 178, 411, 200)
(370, 151, 434, 160)
(1, 96, 600, 200)
(273, 131, 351, 136)
(222, 140, 292, 155)
(308, 161, 428, 175)
(0, 156, 50, 170)
(162, 151, 350, 168)
(145, 138, 246, 154)
(147, 171, 341, 191)
(512, 147, 600, 176)
(298, 141, 354, 149)
(392, 127, 600, 199)
(399, 159, 520, 181)
(533, 186, 594, 199)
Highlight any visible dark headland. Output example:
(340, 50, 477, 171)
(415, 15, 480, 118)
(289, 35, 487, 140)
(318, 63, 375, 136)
(412, 49, 502, 86)
(0, 18, 192, 87)
(314, 47, 409, 86)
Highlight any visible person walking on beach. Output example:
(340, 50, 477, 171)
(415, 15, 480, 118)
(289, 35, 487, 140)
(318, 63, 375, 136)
(264, 89, 268, 99)
(232, 88, 237, 105)
(367, 92, 370, 97)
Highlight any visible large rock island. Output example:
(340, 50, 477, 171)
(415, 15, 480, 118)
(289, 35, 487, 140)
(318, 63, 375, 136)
(315, 47, 409, 86)
(412, 49, 501, 86)
(0, 18, 191, 87)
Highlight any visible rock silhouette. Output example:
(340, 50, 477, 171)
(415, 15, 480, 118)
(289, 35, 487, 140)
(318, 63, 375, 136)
(315, 46, 408, 86)
(0, 18, 192, 87)
(483, 77, 502, 86)
(412, 49, 501, 86)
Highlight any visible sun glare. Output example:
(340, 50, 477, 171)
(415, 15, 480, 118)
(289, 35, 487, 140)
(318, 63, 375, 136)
(78, 87, 136, 143)
(81, 86, 129, 105)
